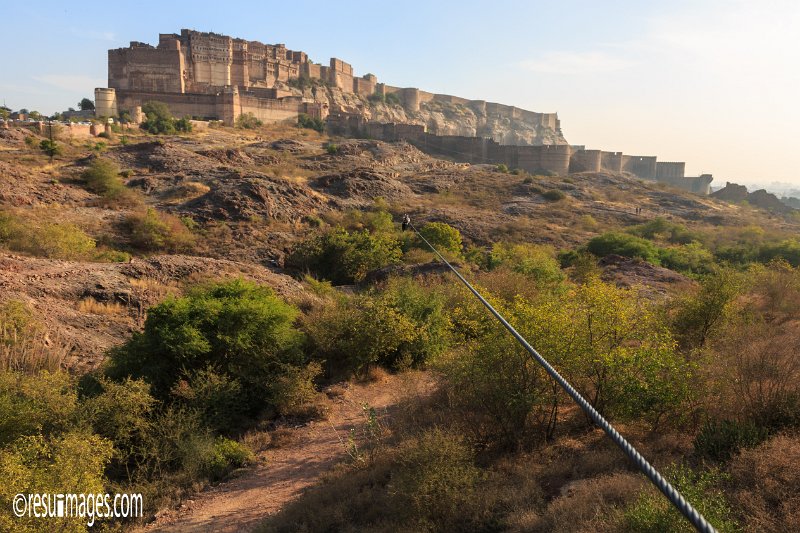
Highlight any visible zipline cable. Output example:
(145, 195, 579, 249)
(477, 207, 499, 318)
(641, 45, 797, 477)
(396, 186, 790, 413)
(409, 221, 717, 533)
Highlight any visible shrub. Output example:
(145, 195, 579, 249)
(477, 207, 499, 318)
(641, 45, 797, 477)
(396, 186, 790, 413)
(488, 242, 565, 284)
(670, 267, 744, 350)
(391, 428, 481, 529)
(125, 208, 195, 252)
(236, 112, 263, 129)
(658, 242, 715, 275)
(0, 370, 77, 447)
(758, 239, 800, 267)
(288, 227, 402, 284)
(105, 279, 306, 417)
(587, 231, 661, 264)
(385, 92, 402, 106)
(269, 362, 323, 418)
(80, 377, 156, 477)
(24, 222, 95, 259)
(175, 116, 193, 133)
(171, 367, 247, 433)
(0, 431, 112, 531)
(81, 157, 142, 207)
(623, 465, 740, 532)
(496, 163, 509, 173)
(305, 278, 448, 376)
(416, 222, 463, 258)
(694, 419, 768, 462)
(297, 113, 324, 133)
(542, 189, 566, 201)
(304, 295, 416, 377)
(140, 101, 191, 134)
(0, 212, 96, 259)
(443, 278, 691, 445)
(629, 217, 697, 244)
(325, 143, 339, 155)
(728, 435, 800, 532)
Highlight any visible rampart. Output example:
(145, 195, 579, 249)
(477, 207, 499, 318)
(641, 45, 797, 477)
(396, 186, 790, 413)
(345, 118, 712, 193)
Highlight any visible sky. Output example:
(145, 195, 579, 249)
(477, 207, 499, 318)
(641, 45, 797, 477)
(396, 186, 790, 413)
(1, 0, 799, 186)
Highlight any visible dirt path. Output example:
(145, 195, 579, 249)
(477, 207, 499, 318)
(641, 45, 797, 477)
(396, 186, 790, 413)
(144, 371, 433, 532)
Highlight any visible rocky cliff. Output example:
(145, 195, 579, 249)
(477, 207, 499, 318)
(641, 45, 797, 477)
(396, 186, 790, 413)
(285, 84, 567, 147)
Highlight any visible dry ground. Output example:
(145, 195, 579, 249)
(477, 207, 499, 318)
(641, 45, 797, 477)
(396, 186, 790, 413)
(143, 371, 435, 533)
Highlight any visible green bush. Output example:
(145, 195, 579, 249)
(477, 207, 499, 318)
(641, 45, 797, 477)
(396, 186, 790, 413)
(269, 361, 322, 418)
(81, 157, 142, 208)
(623, 465, 740, 532)
(658, 242, 715, 275)
(80, 377, 156, 477)
(670, 268, 745, 350)
(288, 227, 402, 284)
(489, 242, 565, 284)
(304, 295, 416, 377)
(125, 208, 195, 252)
(105, 279, 306, 417)
(629, 217, 697, 244)
(587, 231, 661, 264)
(171, 368, 247, 434)
(236, 112, 263, 129)
(385, 92, 402, 106)
(758, 239, 800, 267)
(496, 163, 509, 173)
(140, 101, 191, 134)
(325, 143, 339, 155)
(443, 278, 691, 446)
(416, 222, 463, 258)
(0, 431, 112, 531)
(541, 189, 566, 201)
(204, 437, 252, 481)
(694, 419, 769, 462)
(0, 213, 96, 259)
(305, 278, 449, 376)
(297, 113, 324, 133)
(0, 371, 77, 447)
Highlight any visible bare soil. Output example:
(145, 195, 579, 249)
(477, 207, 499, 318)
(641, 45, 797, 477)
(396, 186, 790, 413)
(143, 371, 435, 533)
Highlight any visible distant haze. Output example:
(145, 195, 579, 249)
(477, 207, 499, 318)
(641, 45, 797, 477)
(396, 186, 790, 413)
(2, 0, 798, 186)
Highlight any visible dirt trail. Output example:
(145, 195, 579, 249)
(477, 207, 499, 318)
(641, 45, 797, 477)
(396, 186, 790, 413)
(144, 371, 433, 532)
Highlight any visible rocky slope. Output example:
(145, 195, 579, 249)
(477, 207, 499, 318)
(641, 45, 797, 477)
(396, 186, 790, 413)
(286, 84, 567, 146)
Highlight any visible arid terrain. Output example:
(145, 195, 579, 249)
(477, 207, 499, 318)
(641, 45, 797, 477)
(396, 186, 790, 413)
(3, 119, 800, 533)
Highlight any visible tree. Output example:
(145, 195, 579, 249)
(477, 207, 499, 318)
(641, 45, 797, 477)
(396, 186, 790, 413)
(78, 98, 95, 111)
(140, 101, 176, 134)
(0, 108, 8, 120)
(39, 139, 62, 162)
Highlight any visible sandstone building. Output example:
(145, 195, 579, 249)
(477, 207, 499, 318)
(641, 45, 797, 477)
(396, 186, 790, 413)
(95, 29, 712, 194)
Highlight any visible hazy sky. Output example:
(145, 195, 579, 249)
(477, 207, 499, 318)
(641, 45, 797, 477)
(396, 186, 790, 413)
(2, 0, 798, 185)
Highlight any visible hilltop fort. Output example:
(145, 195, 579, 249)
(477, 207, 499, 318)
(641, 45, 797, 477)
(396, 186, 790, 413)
(94, 29, 712, 194)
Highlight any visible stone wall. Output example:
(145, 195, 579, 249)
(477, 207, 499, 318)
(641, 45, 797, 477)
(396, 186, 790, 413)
(621, 155, 657, 180)
(656, 161, 686, 179)
(569, 149, 602, 172)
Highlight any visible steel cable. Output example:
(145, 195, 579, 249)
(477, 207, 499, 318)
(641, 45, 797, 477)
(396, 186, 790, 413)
(409, 221, 717, 533)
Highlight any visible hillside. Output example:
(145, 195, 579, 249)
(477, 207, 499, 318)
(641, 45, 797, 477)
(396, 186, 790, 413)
(3, 119, 800, 532)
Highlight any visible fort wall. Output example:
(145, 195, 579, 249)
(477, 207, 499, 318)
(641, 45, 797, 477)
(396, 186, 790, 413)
(656, 161, 686, 179)
(569, 148, 602, 173)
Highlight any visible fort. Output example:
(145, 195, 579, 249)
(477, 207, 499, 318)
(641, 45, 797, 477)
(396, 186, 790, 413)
(95, 29, 713, 195)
